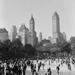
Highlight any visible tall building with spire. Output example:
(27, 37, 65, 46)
(18, 15, 37, 46)
(28, 15, 37, 46)
(30, 15, 35, 32)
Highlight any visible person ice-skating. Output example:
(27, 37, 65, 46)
(56, 64, 60, 74)
(47, 67, 52, 75)
(68, 63, 71, 71)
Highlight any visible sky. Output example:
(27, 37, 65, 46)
(0, 0, 75, 40)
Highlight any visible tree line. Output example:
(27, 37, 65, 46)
(0, 39, 37, 60)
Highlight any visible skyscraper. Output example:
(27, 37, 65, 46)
(19, 24, 29, 46)
(28, 15, 37, 46)
(52, 12, 60, 43)
(38, 32, 42, 42)
(11, 25, 17, 41)
(62, 32, 66, 41)
(48, 36, 51, 42)
(30, 15, 35, 32)
(18, 15, 37, 47)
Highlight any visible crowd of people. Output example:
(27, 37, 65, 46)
(0, 56, 75, 75)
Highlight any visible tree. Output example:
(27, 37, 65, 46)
(0, 39, 12, 59)
(24, 44, 37, 57)
(9, 38, 23, 58)
(70, 37, 75, 50)
(61, 42, 72, 55)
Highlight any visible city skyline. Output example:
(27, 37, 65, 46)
(0, 0, 75, 40)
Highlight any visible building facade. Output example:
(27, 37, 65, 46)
(52, 12, 67, 44)
(28, 15, 37, 46)
(0, 28, 8, 42)
(18, 15, 37, 46)
(52, 12, 60, 43)
(11, 25, 17, 41)
(62, 32, 66, 41)
(19, 24, 29, 46)
(38, 32, 42, 43)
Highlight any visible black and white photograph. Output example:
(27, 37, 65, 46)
(0, 0, 75, 75)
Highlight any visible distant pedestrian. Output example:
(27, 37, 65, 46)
(56, 64, 60, 74)
(42, 63, 44, 70)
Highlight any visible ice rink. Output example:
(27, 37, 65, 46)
(26, 59, 75, 75)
